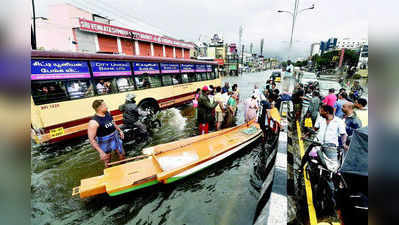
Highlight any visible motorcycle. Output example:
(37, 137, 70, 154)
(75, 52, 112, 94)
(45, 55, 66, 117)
(301, 134, 347, 215)
(121, 109, 161, 144)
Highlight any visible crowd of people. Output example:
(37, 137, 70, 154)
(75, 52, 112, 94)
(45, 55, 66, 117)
(292, 80, 368, 174)
(194, 82, 240, 134)
(195, 80, 282, 145)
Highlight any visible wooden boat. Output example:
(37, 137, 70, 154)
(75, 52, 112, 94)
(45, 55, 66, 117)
(72, 120, 262, 198)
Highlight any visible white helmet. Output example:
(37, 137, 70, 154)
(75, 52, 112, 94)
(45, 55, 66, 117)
(126, 93, 136, 102)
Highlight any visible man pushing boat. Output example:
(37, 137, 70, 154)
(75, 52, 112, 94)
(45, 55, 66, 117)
(88, 99, 125, 167)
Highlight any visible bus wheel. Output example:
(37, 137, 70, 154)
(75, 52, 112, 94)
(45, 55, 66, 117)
(139, 99, 160, 114)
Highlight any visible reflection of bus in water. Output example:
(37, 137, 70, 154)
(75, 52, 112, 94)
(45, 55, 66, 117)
(31, 50, 221, 144)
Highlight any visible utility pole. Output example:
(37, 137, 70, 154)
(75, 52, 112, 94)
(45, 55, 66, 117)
(31, 0, 37, 49)
(260, 38, 264, 56)
(241, 44, 245, 74)
(277, 2, 314, 49)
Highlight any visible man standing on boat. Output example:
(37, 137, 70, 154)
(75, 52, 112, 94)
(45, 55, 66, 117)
(88, 99, 125, 167)
(198, 86, 221, 134)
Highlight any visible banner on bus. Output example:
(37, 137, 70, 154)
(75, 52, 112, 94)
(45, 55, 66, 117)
(133, 62, 160, 75)
(31, 59, 90, 80)
(206, 64, 212, 72)
(180, 64, 194, 72)
(195, 64, 207, 72)
(160, 63, 180, 74)
(91, 61, 131, 77)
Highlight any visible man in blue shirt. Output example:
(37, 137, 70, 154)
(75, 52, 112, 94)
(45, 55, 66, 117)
(334, 92, 348, 119)
(341, 101, 362, 150)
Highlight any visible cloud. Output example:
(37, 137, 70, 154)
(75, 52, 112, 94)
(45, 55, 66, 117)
(36, 0, 368, 59)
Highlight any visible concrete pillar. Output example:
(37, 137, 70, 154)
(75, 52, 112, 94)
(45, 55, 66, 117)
(162, 45, 166, 57)
(182, 48, 184, 58)
(150, 43, 154, 56)
(135, 40, 140, 56)
(173, 47, 176, 58)
(117, 37, 122, 54)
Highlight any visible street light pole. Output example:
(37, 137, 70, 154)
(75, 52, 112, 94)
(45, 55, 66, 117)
(278, 1, 314, 49)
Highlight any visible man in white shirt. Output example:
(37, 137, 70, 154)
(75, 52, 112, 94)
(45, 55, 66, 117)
(301, 104, 348, 172)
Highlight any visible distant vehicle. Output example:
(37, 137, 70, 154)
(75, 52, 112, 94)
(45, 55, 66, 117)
(270, 71, 281, 82)
(318, 80, 342, 98)
(300, 72, 318, 84)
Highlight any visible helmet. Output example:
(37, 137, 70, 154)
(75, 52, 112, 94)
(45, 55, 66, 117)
(126, 93, 136, 102)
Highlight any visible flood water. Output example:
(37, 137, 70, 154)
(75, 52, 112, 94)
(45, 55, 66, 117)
(31, 71, 273, 225)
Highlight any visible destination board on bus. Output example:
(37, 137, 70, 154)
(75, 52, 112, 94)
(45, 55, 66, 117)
(160, 63, 180, 74)
(195, 64, 207, 72)
(180, 64, 194, 72)
(31, 59, 90, 80)
(133, 62, 160, 75)
(90, 61, 131, 77)
(206, 64, 212, 72)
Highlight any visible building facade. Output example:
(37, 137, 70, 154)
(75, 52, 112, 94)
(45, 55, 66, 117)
(337, 38, 368, 50)
(35, 3, 193, 58)
(310, 42, 320, 56)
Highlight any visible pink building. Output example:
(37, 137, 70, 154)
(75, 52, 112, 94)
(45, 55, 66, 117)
(36, 3, 193, 58)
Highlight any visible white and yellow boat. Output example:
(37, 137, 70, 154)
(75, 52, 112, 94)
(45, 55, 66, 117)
(72, 120, 262, 198)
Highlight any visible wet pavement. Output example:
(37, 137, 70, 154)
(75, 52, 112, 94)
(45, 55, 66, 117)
(31, 71, 274, 225)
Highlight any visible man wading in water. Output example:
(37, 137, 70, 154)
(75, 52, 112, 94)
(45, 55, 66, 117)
(88, 99, 125, 167)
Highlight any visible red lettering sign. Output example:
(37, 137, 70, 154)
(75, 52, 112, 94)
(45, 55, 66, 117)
(79, 18, 194, 49)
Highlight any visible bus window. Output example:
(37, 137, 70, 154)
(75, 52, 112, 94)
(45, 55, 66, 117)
(135, 74, 162, 89)
(116, 77, 135, 92)
(201, 73, 208, 80)
(181, 74, 189, 83)
(66, 80, 94, 99)
(32, 81, 68, 105)
(95, 78, 116, 95)
(188, 73, 196, 82)
(161, 74, 173, 86)
(208, 72, 214, 80)
(172, 74, 182, 85)
(196, 73, 202, 81)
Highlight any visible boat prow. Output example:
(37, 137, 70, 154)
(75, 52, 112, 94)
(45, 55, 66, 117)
(73, 120, 262, 198)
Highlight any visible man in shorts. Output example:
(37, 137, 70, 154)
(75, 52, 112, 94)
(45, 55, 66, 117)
(88, 99, 125, 167)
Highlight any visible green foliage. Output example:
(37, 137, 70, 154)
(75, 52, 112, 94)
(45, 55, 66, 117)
(312, 49, 360, 69)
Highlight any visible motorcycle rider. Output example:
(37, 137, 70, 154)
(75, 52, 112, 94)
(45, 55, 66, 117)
(299, 104, 348, 208)
(119, 93, 149, 139)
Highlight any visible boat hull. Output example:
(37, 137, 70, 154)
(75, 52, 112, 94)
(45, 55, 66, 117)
(165, 131, 261, 184)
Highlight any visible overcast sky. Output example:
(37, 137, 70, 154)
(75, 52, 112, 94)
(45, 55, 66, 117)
(36, 0, 368, 59)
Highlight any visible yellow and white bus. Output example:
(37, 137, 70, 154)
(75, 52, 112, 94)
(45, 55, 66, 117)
(31, 50, 221, 144)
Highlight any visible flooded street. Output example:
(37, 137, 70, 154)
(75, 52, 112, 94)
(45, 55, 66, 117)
(31, 71, 272, 225)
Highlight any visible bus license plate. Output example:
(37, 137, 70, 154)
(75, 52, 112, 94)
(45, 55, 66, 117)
(50, 127, 65, 138)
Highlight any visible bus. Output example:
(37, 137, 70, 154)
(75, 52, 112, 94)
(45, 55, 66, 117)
(31, 50, 221, 144)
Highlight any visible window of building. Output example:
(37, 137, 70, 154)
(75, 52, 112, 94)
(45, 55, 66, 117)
(31, 81, 68, 105)
(188, 73, 197, 82)
(94, 78, 117, 95)
(135, 74, 162, 89)
(116, 77, 135, 92)
(66, 80, 94, 99)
